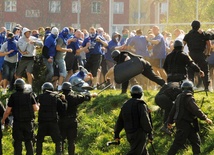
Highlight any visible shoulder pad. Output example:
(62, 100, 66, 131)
(68, 91, 74, 96)
(184, 92, 193, 96)
(136, 99, 147, 104)
(121, 50, 142, 58)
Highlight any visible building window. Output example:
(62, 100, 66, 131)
(5, 22, 16, 31)
(49, 1, 61, 13)
(160, 2, 168, 14)
(133, 12, 145, 19)
(5, 0, 17, 12)
(91, 2, 101, 14)
(113, 2, 124, 14)
(72, 1, 81, 13)
(26, 10, 40, 17)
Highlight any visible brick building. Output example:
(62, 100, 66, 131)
(0, 0, 129, 34)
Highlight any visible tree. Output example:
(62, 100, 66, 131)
(161, 0, 214, 33)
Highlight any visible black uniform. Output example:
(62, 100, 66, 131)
(36, 92, 66, 155)
(114, 98, 153, 155)
(58, 91, 90, 155)
(163, 49, 201, 82)
(7, 91, 36, 155)
(155, 82, 181, 122)
(183, 30, 210, 90)
(167, 92, 208, 155)
(114, 51, 165, 93)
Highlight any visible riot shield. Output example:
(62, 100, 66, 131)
(114, 57, 144, 84)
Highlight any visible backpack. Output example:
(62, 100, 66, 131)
(42, 45, 49, 59)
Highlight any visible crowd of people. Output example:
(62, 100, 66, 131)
(0, 21, 214, 92)
(0, 20, 214, 154)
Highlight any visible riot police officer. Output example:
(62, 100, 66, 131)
(111, 50, 165, 93)
(159, 40, 204, 134)
(36, 82, 66, 155)
(167, 80, 212, 155)
(59, 82, 93, 155)
(155, 82, 181, 134)
(1, 78, 39, 155)
(183, 20, 211, 91)
(114, 85, 153, 154)
(163, 40, 204, 83)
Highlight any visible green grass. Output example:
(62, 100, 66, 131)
(0, 89, 214, 155)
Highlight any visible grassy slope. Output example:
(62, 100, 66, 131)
(1, 89, 214, 155)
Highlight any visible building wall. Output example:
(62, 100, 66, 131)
(0, 0, 129, 33)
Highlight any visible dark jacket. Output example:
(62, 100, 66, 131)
(59, 91, 89, 119)
(37, 92, 66, 122)
(8, 92, 35, 122)
(183, 30, 209, 53)
(168, 92, 207, 124)
(114, 98, 152, 139)
(163, 49, 201, 82)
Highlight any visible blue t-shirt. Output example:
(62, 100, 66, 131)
(105, 40, 121, 62)
(128, 35, 149, 57)
(67, 37, 80, 55)
(151, 33, 166, 59)
(207, 51, 214, 65)
(120, 37, 128, 45)
(82, 34, 106, 55)
(125, 37, 134, 46)
(69, 71, 85, 82)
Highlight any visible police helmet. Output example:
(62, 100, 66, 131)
(130, 85, 143, 95)
(62, 82, 72, 91)
(42, 82, 54, 92)
(174, 40, 184, 48)
(181, 80, 194, 92)
(14, 78, 25, 91)
(111, 50, 120, 60)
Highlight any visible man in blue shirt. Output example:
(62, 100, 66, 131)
(42, 27, 59, 82)
(106, 32, 123, 70)
(120, 28, 129, 46)
(65, 30, 90, 82)
(128, 29, 150, 59)
(82, 27, 108, 87)
(147, 26, 167, 82)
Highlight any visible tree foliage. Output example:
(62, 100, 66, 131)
(161, 0, 214, 32)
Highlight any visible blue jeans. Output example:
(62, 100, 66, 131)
(43, 58, 54, 82)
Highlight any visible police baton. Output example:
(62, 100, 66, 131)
(97, 83, 112, 95)
(45, 90, 63, 98)
(194, 90, 208, 97)
(200, 97, 205, 109)
(106, 140, 120, 146)
(96, 78, 110, 89)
